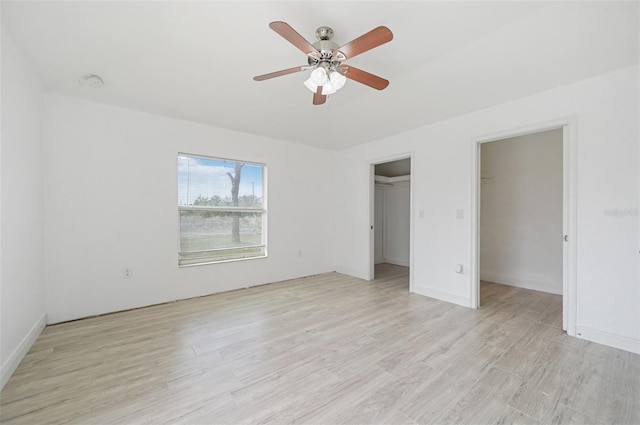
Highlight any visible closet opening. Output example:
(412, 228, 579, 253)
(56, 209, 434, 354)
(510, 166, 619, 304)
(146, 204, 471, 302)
(370, 157, 412, 291)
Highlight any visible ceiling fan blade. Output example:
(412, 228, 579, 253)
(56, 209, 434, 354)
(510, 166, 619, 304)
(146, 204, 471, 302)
(313, 86, 326, 105)
(333, 26, 393, 60)
(253, 66, 307, 81)
(343, 66, 389, 90)
(269, 21, 319, 55)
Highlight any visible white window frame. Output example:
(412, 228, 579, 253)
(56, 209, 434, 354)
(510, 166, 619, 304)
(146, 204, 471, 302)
(178, 153, 267, 266)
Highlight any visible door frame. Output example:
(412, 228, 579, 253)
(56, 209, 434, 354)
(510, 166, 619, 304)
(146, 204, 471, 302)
(470, 117, 577, 336)
(368, 153, 415, 293)
(374, 184, 387, 264)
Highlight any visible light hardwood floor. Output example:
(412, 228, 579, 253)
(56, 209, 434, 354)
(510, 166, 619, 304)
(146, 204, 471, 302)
(1, 264, 638, 424)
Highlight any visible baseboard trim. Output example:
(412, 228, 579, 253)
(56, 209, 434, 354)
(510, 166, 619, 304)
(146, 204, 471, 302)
(413, 285, 470, 308)
(480, 272, 562, 295)
(1, 313, 47, 390)
(335, 266, 368, 281)
(576, 326, 640, 354)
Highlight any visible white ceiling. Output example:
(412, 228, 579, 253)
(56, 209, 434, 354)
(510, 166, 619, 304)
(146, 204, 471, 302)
(2, 1, 638, 150)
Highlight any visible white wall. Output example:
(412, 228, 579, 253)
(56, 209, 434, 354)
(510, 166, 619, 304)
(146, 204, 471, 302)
(374, 180, 410, 267)
(43, 94, 336, 323)
(1, 35, 47, 388)
(385, 180, 410, 267)
(334, 66, 639, 353)
(480, 130, 563, 294)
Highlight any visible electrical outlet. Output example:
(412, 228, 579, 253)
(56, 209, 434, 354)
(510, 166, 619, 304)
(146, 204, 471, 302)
(123, 268, 133, 279)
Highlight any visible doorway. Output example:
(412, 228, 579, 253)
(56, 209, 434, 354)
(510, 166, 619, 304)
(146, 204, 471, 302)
(369, 156, 412, 290)
(471, 121, 577, 336)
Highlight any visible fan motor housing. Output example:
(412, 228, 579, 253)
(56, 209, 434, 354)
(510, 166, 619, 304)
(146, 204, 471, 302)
(313, 39, 339, 54)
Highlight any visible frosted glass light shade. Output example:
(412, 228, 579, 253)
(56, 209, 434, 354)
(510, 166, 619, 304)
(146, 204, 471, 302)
(310, 67, 328, 85)
(321, 81, 336, 95)
(304, 78, 318, 93)
(329, 71, 347, 90)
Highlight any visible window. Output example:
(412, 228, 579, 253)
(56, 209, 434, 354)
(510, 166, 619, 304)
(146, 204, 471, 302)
(178, 154, 266, 265)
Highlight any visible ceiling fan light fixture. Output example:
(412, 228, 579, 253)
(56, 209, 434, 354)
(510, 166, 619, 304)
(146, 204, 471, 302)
(305, 68, 347, 95)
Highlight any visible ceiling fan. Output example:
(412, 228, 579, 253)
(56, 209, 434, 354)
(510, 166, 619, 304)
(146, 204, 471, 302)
(253, 21, 393, 105)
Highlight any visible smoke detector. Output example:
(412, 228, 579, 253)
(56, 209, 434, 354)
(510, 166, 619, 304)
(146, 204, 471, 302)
(78, 74, 104, 88)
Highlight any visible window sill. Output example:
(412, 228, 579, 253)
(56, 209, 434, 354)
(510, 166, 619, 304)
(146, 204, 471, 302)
(178, 254, 268, 268)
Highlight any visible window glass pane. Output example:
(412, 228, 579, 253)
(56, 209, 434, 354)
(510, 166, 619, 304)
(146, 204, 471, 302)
(180, 210, 263, 250)
(178, 153, 266, 265)
(178, 155, 263, 208)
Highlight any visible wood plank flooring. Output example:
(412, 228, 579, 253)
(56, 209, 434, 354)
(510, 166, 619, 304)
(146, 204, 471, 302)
(1, 265, 638, 424)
